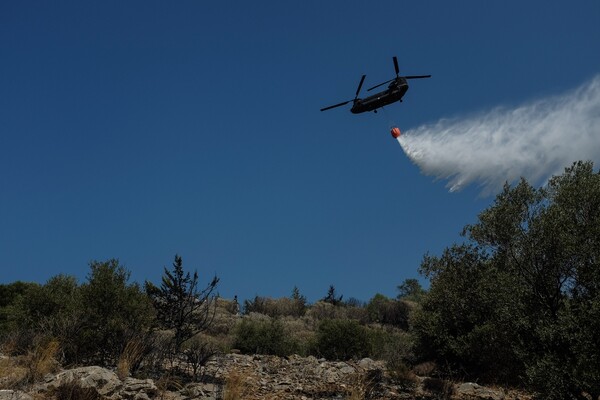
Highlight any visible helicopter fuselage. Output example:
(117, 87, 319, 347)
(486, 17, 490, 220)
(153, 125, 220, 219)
(351, 78, 408, 114)
(320, 57, 430, 114)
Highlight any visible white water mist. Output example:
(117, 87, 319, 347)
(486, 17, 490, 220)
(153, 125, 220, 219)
(398, 76, 600, 194)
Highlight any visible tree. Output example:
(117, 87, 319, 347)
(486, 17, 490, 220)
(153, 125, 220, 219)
(290, 286, 307, 316)
(80, 260, 155, 364)
(413, 161, 600, 398)
(322, 285, 343, 306)
(366, 293, 411, 329)
(413, 244, 521, 383)
(22, 275, 84, 363)
(396, 278, 426, 303)
(145, 255, 219, 356)
(0, 281, 39, 335)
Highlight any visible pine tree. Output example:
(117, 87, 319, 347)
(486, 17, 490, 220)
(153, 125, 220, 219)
(146, 255, 219, 355)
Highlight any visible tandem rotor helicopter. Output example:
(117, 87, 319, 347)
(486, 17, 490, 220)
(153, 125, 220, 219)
(320, 56, 431, 115)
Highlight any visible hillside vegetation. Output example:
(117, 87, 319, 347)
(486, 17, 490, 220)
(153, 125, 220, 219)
(1, 161, 599, 400)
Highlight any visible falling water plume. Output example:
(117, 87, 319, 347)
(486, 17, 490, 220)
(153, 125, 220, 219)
(398, 76, 600, 194)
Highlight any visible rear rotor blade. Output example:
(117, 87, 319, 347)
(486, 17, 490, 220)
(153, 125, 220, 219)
(404, 75, 432, 79)
(393, 56, 399, 76)
(367, 79, 393, 92)
(320, 100, 351, 112)
(355, 74, 366, 98)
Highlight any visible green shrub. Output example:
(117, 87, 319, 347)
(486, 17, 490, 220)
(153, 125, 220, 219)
(367, 326, 414, 364)
(314, 319, 369, 361)
(280, 317, 315, 356)
(79, 259, 155, 364)
(366, 294, 411, 329)
(4, 276, 82, 360)
(0, 282, 39, 335)
(233, 316, 297, 356)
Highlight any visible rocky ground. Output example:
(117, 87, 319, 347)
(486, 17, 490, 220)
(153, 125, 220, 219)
(1, 353, 531, 400)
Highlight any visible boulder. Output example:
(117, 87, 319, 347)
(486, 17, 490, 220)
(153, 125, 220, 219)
(456, 382, 505, 400)
(357, 357, 378, 370)
(44, 366, 122, 397)
(121, 377, 158, 399)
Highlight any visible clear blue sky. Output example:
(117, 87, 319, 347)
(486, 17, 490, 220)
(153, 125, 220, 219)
(2, 1, 599, 302)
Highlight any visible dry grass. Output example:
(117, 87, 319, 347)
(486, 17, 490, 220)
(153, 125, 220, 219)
(27, 339, 60, 383)
(155, 372, 184, 393)
(117, 338, 146, 380)
(413, 361, 437, 376)
(423, 377, 456, 398)
(0, 356, 28, 389)
(347, 369, 387, 400)
(222, 369, 251, 400)
(387, 360, 418, 389)
(347, 374, 370, 400)
(0, 338, 59, 390)
(0, 332, 20, 356)
(46, 380, 102, 400)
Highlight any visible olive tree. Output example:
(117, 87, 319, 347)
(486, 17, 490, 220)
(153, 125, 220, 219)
(79, 259, 155, 364)
(413, 161, 600, 399)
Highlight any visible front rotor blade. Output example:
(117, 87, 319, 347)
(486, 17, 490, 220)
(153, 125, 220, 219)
(367, 79, 393, 92)
(404, 75, 432, 79)
(355, 75, 366, 98)
(393, 56, 399, 76)
(320, 100, 351, 112)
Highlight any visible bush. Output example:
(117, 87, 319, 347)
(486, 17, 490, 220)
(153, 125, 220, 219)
(79, 259, 155, 364)
(204, 298, 239, 336)
(367, 326, 414, 364)
(314, 319, 369, 361)
(305, 301, 351, 322)
(5, 275, 82, 362)
(366, 294, 411, 329)
(183, 335, 217, 381)
(0, 282, 39, 335)
(233, 316, 297, 356)
(279, 317, 315, 356)
(243, 296, 305, 318)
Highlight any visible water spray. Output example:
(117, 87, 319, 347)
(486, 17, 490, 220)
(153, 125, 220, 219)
(396, 76, 600, 194)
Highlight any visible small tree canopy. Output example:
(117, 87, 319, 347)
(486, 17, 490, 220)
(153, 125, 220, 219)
(322, 285, 343, 306)
(145, 255, 219, 355)
(396, 278, 426, 302)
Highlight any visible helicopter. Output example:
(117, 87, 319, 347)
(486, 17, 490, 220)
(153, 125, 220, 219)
(320, 56, 431, 114)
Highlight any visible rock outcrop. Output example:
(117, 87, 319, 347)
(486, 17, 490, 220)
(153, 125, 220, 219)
(23, 354, 529, 400)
